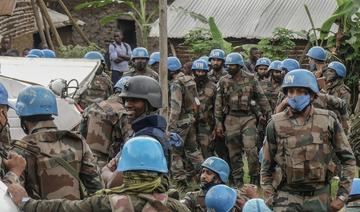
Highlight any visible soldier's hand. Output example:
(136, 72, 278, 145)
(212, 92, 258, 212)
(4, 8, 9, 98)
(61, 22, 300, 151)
(243, 184, 258, 198)
(259, 115, 267, 126)
(3, 152, 26, 177)
(106, 158, 117, 172)
(215, 125, 224, 137)
(7, 183, 28, 206)
(330, 198, 345, 212)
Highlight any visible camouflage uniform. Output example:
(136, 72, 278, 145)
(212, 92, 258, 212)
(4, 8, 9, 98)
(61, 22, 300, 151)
(323, 79, 351, 113)
(0, 125, 11, 149)
(259, 78, 282, 112)
(123, 67, 159, 81)
(79, 94, 131, 169)
(261, 106, 356, 211)
(215, 70, 271, 186)
(182, 186, 251, 211)
(208, 68, 228, 84)
(11, 120, 103, 200)
(77, 72, 113, 109)
(349, 115, 360, 169)
(168, 72, 204, 182)
(195, 79, 217, 158)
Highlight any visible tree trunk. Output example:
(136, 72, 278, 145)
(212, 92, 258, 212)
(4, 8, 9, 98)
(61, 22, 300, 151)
(159, 0, 168, 120)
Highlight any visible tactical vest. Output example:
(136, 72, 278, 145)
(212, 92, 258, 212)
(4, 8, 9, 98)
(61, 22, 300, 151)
(86, 100, 124, 155)
(272, 109, 334, 186)
(177, 74, 200, 115)
(109, 193, 169, 212)
(197, 82, 216, 123)
(14, 130, 85, 200)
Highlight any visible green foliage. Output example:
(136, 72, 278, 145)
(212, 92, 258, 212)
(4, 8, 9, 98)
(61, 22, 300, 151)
(257, 28, 296, 60)
(183, 17, 234, 59)
(58, 43, 101, 58)
(76, 0, 156, 48)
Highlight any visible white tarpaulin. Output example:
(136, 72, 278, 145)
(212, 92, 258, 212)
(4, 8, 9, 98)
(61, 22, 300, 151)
(0, 56, 100, 139)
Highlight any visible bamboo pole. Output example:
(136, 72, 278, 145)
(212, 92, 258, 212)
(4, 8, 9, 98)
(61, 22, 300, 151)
(37, 0, 63, 46)
(57, 0, 91, 45)
(42, 13, 55, 50)
(31, 0, 48, 49)
(159, 0, 168, 120)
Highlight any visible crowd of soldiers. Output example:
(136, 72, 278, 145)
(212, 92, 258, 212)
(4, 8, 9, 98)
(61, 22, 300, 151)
(0, 44, 360, 212)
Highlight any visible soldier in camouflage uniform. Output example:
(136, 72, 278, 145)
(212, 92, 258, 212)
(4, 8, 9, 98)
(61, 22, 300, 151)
(0, 83, 26, 185)
(167, 56, 204, 190)
(254, 58, 271, 82)
(8, 136, 191, 212)
(215, 52, 271, 187)
(306, 46, 327, 78)
(123, 47, 159, 81)
(208, 49, 228, 84)
(261, 69, 356, 212)
(322, 61, 351, 113)
(148, 51, 160, 73)
(182, 156, 255, 211)
(79, 77, 131, 169)
(11, 86, 103, 200)
(192, 59, 216, 158)
(76, 51, 113, 110)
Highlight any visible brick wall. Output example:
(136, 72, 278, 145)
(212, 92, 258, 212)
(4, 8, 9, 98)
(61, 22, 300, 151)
(0, 0, 35, 49)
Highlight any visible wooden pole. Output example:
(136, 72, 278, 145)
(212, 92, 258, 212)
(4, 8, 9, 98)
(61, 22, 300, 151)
(37, 0, 63, 46)
(159, 0, 168, 120)
(56, 0, 91, 45)
(31, 0, 48, 49)
(42, 13, 55, 50)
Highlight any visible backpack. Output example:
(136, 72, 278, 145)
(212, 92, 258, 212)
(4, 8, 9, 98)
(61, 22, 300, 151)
(104, 42, 130, 71)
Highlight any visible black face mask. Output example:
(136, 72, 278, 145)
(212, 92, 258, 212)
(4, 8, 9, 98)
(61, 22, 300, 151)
(195, 75, 208, 87)
(135, 61, 147, 71)
(20, 118, 29, 135)
(0, 110, 8, 134)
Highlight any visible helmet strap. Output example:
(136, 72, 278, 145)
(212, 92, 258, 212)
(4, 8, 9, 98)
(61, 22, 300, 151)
(20, 118, 29, 135)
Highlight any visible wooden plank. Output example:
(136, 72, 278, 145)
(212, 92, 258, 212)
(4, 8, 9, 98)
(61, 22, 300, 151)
(0, 0, 17, 16)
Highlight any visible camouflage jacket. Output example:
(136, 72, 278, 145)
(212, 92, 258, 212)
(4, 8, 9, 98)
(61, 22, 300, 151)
(168, 72, 199, 132)
(208, 68, 228, 84)
(123, 66, 159, 81)
(196, 79, 216, 125)
(259, 78, 282, 112)
(79, 95, 129, 161)
(215, 70, 271, 126)
(21, 193, 190, 212)
(182, 187, 249, 212)
(261, 106, 356, 200)
(77, 72, 113, 109)
(323, 79, 351, 112)
(0, 125, 11, 149)
(11, 120, 103, 200)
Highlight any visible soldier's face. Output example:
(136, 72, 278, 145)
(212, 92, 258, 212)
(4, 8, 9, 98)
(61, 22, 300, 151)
(200, 168, 221, 185)
(134, 58, 147, 71)
(194, 70, 206, 76)
(257, 66, 268, 78)
(272, 70, 283, 82)
(287, 88, 308, 97)
(151, 63, 159, 73)
(211, 58, 223, 70)
(324, 69, 337, 82)
(124, 98, 146, 120)
(227, 64, 240, 75)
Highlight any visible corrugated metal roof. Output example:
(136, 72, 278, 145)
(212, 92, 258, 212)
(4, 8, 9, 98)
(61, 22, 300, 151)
(150, 0, 338, 39)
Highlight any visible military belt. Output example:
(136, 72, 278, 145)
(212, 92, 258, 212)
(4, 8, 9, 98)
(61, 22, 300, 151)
(280, 185, 329, 196)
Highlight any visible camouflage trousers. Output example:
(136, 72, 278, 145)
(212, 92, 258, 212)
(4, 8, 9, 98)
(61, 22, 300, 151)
(224, 114, 259, 187)
(171, 122, 204, 181)
(273, 190, 330, 212)
(195, 122, 214, 159)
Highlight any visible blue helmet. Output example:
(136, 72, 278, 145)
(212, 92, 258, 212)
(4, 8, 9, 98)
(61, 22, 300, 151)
(42, 49, 56, 58)
(281, 59, 300, 72)
(205, 185, 237, 212)
(350, 178, 360, 196)
(0, 83, 14, 109)
(306, 46, 327, 61)
(114, 76, 131, 93)
(84, 51, 104, 62)
(269, 60, 283, 71)
(225, 52, 244, 66)
(16, 85, 58, 117)
(167, 56, 182, 72)
(28, 49, 44, 58)
(327, 61, 346, 78)
(209, 49, 225, 61)
(131, 47, 149, 60)
(191, 59, 209, 72)
(243, 198, 272, 212)
(202, 156, 230, 183)
(255, 57, 271, 68)
(199, 56, 210, 62)
(282, 69, 319, 94)
(26, 54, 39, 58)
(148, 52, 160, 65)
(117, 136, 168, 173)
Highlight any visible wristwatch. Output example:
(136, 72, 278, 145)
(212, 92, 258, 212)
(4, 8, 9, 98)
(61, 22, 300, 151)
(338, 195, 347, 202)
